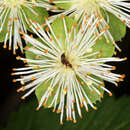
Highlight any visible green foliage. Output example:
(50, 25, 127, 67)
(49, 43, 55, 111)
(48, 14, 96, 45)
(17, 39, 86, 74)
(1, 96, 130, 130)
(35, 80, 61, 108)
(25, 43, 36, 59)
(92, 36, 115, 58)
(107, 12, 126, 42)
(78, 75, 104, 104)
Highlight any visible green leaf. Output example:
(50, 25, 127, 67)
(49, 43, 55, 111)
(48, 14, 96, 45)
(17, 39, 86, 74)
(1, 96, 130, 130)
(21, 6, 48, 33)
(106, 12, 126, 42)
(51, 16, 76, 49)
(77, 75, 104, 104)
(25, 38, 45, 61)
(35, 80, 61, 108)
(92, 36, 115, 58)
(100, 10, 126, 42)
(25, 43, 36, 60)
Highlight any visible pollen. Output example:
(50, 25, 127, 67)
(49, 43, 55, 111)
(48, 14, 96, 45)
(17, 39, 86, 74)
(34, 66, 40, 69)
(64, 88, 68, 92)
(100, 93, 103, 98)
(121, 74, 126, 79)
(73, 120, 77, 123)
(43, 82, 47, 86)
(3, 45, 7, 49)
(93, 106, 97, 110)
(87, 72, 91, 75)
(112, 66, 116, 70)
(80, 104, 84, 108)
(36, 107, 40, 111)
(43, 103, 47, 107)
(109, 93, 112, 96)
(21, 96, 25, 100)
(48, 87, 53, 92)
(17, 88, 21, 93)
(61, 15, 64, 19)
(60, 121, 63, 125)
(44, 49, 48, 53)
(13, 79, 16, 82)
(31, 76, 35, 80)
(49, 0, 53, 4)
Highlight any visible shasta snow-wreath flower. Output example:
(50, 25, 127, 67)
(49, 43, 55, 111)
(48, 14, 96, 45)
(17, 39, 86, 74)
(49, 0, 130, 51)
(0, 0, 55, 54)
(12, 16, 126, 124)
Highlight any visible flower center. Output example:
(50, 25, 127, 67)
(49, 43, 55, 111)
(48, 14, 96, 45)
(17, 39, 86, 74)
(80, 0, 98, 8)
(61, 53, 73, 68)
(58, 49, 80, 71)
(5, 0, 25, 7)
(74, 0, 106, 15)
(55, 50, 80, 78)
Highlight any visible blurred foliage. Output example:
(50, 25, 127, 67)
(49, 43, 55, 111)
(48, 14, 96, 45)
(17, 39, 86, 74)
(1, 95, 130, 130)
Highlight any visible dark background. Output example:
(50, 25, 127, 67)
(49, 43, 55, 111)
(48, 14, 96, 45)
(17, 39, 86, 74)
(0, 28, 129, 127)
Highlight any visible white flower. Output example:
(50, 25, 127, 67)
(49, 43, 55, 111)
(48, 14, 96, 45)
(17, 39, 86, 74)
(0, 0, 55, 54)
(12, 16, 126, 124)
(49, 0, 130, 51)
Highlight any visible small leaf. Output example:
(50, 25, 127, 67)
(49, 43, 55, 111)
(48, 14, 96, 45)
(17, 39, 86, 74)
(101, 9, 126, 42)
(107, 12, 126, 42)
(25, 38, 45, 61)
(92, 36, 115, 58)
(78, 75, 104, 104)
(35, 80, 61, 108)
(25, 43, 36, 60)
(51, 16, 76, 47)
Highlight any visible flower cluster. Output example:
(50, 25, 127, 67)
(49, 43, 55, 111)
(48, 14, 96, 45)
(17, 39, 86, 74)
(0, 0, 129, 124)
